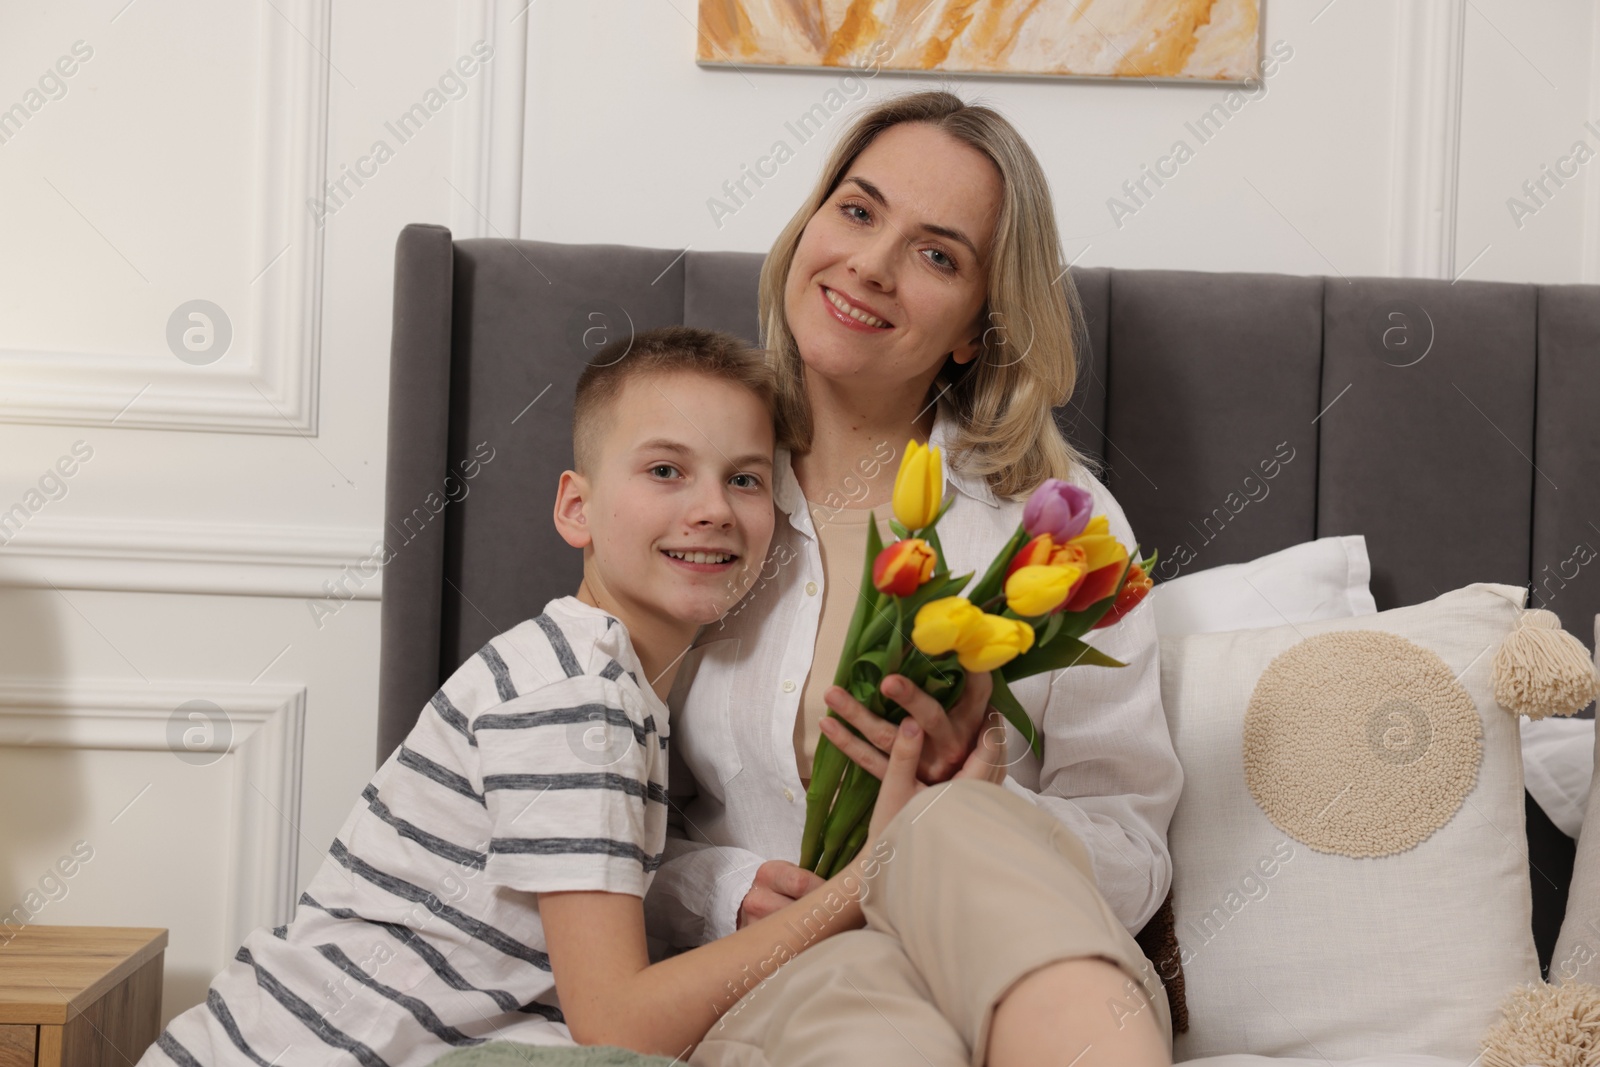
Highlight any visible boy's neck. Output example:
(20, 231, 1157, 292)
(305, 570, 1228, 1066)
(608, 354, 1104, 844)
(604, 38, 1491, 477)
(574, 580, 696, 705)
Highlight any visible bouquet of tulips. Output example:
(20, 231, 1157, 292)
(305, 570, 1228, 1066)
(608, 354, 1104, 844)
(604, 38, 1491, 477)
(798, 440, 1156, 877)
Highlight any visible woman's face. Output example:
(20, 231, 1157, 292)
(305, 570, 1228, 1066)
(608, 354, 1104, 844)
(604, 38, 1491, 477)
(784, 122, 1003, 401)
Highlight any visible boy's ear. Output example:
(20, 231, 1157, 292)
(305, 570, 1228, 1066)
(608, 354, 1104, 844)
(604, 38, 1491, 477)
(553, 470, 593, 549)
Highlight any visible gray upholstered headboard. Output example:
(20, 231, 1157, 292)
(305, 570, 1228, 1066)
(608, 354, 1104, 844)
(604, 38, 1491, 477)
(377, 222, 1598, 964)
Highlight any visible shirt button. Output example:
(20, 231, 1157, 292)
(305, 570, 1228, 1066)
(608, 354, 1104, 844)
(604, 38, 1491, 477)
(805, 581, 818, 596)
(782, 679, 796, 693)
(784, 788, 795, 803)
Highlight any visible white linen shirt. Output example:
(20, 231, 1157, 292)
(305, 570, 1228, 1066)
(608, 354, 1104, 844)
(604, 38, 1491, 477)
(646, 400, 1183, 947)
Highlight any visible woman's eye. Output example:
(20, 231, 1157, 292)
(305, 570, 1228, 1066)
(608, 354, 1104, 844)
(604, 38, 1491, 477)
(841, 200, 870, 224)
(924, 248, 956, 271)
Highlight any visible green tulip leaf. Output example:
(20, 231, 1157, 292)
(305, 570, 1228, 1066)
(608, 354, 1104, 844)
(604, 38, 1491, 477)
(1002, 634, 1126, 682)
(925, 526, 948, 578)
(989, 671, 1042, 759)
(834, 515, 886, 688)
(967, 524, 1030, 609)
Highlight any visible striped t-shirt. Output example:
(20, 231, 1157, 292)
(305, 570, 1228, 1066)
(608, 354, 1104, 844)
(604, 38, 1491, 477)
(140, 596, 670, 1067)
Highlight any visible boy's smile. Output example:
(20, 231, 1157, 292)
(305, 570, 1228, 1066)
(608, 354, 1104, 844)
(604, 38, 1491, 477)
(555, 370, 777, 699)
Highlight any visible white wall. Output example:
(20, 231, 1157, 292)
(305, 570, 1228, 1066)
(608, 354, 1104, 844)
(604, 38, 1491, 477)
(0, 0, 1594, 1032)
(0, 0, 523, 1025)
(522, 0, 1600, 284)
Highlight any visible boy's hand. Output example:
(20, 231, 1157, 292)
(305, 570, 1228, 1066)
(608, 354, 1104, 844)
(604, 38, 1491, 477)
(738, 860, 826, 928)
(863, 706, 1008, 843)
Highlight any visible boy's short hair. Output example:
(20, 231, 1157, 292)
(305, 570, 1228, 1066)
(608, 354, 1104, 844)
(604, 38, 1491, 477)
(572, 325, 788, 475)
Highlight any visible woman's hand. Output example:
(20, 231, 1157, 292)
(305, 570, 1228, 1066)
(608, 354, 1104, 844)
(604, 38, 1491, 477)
(819, 668, 1001, 786)
(863, 706, 1008, 842)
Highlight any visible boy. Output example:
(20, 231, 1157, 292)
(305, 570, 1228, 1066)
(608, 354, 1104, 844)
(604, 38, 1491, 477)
(139, 326, 906, 1067)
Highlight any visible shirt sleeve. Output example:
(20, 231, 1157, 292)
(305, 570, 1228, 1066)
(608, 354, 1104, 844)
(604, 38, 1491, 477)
(1000, 473, 1184, 935)
(642, 728, 764, 947)
(476, 674, 666, 899)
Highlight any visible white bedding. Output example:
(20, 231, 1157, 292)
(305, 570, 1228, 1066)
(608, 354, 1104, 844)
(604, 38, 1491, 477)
(1177, 1056, 1469, 1067)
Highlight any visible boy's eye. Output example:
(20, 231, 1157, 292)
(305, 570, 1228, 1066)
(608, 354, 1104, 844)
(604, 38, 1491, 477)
(730, 473, 761, 489)
(649, 464, 679, 479)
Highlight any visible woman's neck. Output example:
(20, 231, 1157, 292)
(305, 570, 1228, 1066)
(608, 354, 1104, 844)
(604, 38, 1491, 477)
(792, 373, 940, 510)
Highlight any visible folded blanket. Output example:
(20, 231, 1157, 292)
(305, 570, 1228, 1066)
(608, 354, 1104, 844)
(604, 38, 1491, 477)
(431, 1043, 679, 1067)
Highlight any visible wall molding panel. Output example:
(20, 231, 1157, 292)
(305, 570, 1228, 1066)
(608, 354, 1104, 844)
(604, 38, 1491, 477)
(1584, 6, 1600, 284)
(450, 0, 529, 240)
(0, 516, 383, 599)
(1386, 0, 1467, 279)
(0, 0, 329, 435)
(0, 678, 307, 950)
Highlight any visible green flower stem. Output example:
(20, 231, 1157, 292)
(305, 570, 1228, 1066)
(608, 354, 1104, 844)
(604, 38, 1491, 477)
(884, 599, 906, 676)
(800, 735, 849, 871)
(827, 812, 874, 878)
(815, 761, 878, 876)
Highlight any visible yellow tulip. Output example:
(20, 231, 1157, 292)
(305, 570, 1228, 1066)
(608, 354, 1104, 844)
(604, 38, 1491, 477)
(953, 614, 1035, 673)
(1074, 534, 1128, 574)
(1068, 516, 1127, 573)
(892, 438, 943, 531)
(1005, 564, 1083, 617)
(911, 596, 982, 656)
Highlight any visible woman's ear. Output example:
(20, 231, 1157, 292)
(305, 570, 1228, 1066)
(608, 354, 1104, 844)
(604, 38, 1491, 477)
(950, 305, 991, 366)
(553, 470, 592, 549)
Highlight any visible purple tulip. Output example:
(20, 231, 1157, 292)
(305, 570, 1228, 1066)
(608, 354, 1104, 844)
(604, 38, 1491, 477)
(1023, 479, 1093, 541)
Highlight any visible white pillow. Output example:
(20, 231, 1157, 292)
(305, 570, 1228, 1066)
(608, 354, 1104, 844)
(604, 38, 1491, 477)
(1161, 583, 1540, 1061)
(1520, 716, 1594, 837)
(1150, 536, 1587, 835)
(1549, 620, 1600, 985)
(1151, 535, 1376, 636)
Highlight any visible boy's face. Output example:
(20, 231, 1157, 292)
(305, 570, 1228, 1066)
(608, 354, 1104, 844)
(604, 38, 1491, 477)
(556, 370, 777, 633)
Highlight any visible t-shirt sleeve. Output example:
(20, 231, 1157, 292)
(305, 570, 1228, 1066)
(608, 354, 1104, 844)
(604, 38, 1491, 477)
(474, 674, 666, 898)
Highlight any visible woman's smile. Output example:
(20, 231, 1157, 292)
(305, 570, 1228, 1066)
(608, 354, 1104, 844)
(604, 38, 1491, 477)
(821, 285, 894, 331)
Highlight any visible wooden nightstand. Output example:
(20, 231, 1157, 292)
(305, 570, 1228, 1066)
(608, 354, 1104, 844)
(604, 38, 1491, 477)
(0, 927, 167, 1067)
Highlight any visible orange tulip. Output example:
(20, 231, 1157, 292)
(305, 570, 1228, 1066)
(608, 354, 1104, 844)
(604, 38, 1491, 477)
(1006, 533, 1055, 577)
(1094, 562, 1153, 628)
(872, 538, 936, 597)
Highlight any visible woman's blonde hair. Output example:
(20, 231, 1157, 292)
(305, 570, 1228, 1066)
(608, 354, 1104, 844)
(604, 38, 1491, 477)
(757, 89, 1101, 501)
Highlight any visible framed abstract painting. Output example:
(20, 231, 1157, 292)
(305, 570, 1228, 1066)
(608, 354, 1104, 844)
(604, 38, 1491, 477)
(697, 0, 1263, 82)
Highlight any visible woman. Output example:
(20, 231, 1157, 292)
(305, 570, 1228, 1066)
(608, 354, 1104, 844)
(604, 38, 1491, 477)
(649, 90, 1181, 1066)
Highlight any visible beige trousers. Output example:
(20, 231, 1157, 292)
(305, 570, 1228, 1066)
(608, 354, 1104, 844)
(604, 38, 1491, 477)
(690, 779, 1173, 1067)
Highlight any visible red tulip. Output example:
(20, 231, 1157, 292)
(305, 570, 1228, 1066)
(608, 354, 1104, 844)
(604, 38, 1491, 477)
(873, 538, 936, 597)
(1092, 562, 1154, 628)
(1063, 560, 1124, 613)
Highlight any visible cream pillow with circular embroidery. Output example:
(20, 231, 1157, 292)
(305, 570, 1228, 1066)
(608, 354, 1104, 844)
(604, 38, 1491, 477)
(1243, 629, 1484, 858)
(1161, 583, 1541, 1062)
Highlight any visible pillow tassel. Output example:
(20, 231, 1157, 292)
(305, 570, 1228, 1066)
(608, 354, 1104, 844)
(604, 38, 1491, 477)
(1491, 608, 1600, 720)
(1479, 980, 1600, 1066)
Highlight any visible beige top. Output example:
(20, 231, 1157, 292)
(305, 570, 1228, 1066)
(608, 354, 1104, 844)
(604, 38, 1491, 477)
(793, 501, 895, 787)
